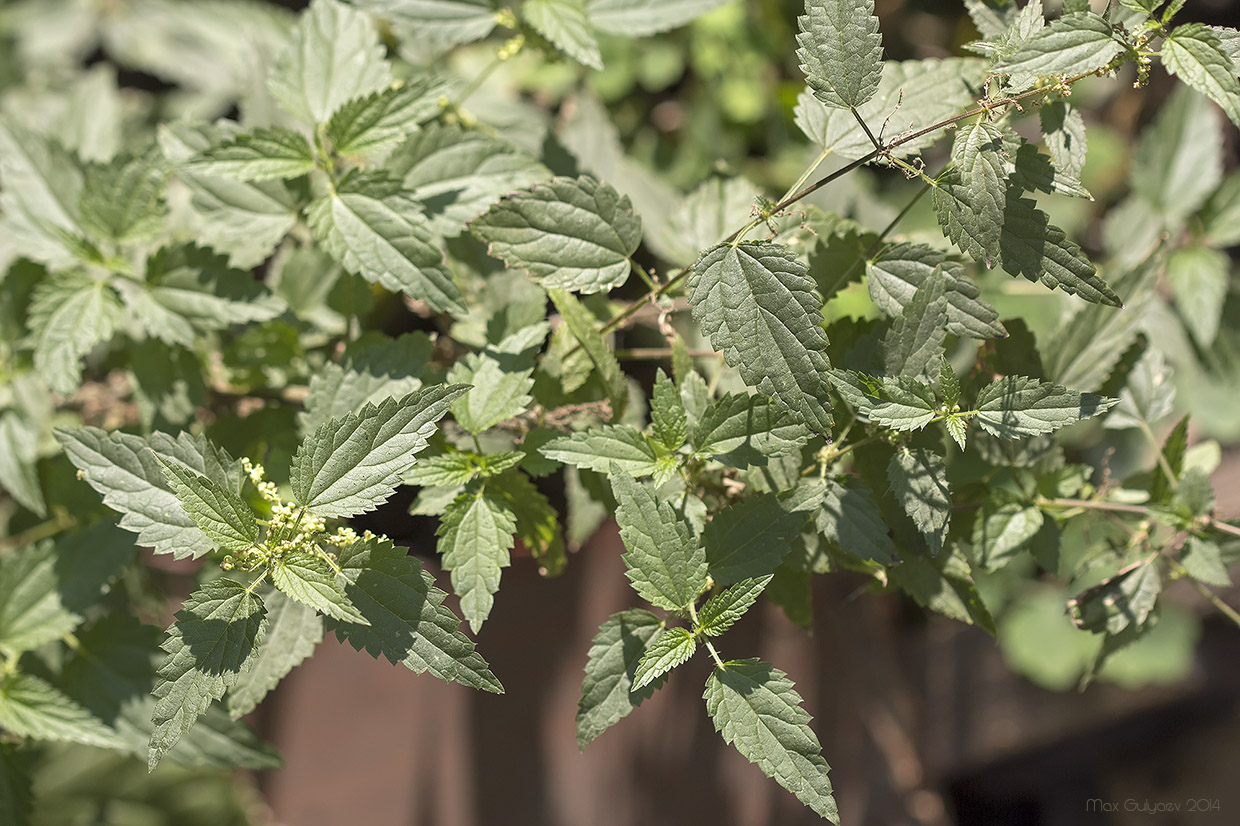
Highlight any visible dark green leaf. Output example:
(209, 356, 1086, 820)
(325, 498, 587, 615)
(611, 471, 709, 611)
(576, 608, 663, 749)
(887, 449, 951, 554)
(326, 78, 448, 158)
(796, 0, 883, 110)
(698, 576, 772, 637)
(227, 590, 323, 718)
(976, 375, 1115, 438)
(704, 490, 816, 585)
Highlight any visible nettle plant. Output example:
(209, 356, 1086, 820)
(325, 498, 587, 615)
(2, 0, 1240, 821)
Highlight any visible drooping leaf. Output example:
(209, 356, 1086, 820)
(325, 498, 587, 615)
(585, 0, 732, 36)
(226, 590, 323, 719)
(489, 469, 567, 576)
(886, 546, 995, 632)
(24, 274, 122, 396)
(1180, 536, 1232, 588)
(546, 289, 629, 418)
(704, 659, 838, 823)
(975, 375, 1115, 439)
(866, 244, 1004, 340)
(697, 575, 772, 637)
(187, 127, 316, 182)
(523, 0, 602, 70)
(691, 393, 811, 467)
(290, 384, 467, 519)
(1106, 348, 1175, 431)
(795, 0, 883, 111)
(438, 487, 518, 633)
(611, 472, 709, 611)
(541, 425, 660, 476)
(688, 242, 834, 434)
(272, 551, 370, 625)
(0, 673, 122, 749)
(887, 449, 951, 554)
(883, 267, 948, 382)
(1162, 24, 1240, 130)
(326, 78, 448, 158)
(576, 608, 664, 749)
(1040, 100, 1088, 185)
(704, 490, 817, 585)
(632, 626, 696, 690)
(157, 458, 258, 554)
(816, 478, 897, 565)
(1068, 558, 1161, 635)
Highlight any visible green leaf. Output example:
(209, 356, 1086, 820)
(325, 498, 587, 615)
(546, 289, 629, 418)
(307, 172, 465, 314)
(975, 375, 1115, 439)
(57, 427, 243, 560)
(650, 369, 688, 453)
(272, 551, 370, 625)
(448, 353, 534, 434)
(523, 0, 602, 70)
(993, 12, 1123, 87)
(158, 458, 258, 554)
(611, 471, 709, 611)
(290, 384, 467, 519)
(300, 332, 432, 435)
(692, 393, 811, 467)
(870, 377, 937, 431)
(149, 580, 267, 770)
(576, 608, 664, 749)
(79, 147, 167, 244)
(632, 626, 696, 690)
(1180, 536, 1232, 588)
(0, 524, 135, 657)
(1040, 100, 1088, 184)
(704, 659, 838, 822)
(662, 176, 758, 267)
(817, 478, 897, 565)
(326, 79, 448, 158)
(688, 242, 834, 434)
(974, 504, 1044, 571)
(866, 244, 1004, 340)
(325, 534, 504, 693)
(954, 121, 1008, 265)
(354, 0, 496, 44)
(698, 575, 772, 637)
(0, 119, 84, 269)
(1106, 348, 1174, 430)
(1162, 24, 1240, 129)
(541, 425, 659, 476)
(704, 490, 816, 585)
(472, 177, 641, 295)
(1131, 86, 1223, 225)
(887, 547, 996, 633)
(1068, 558, 1161, 635)
(965, 0, 1016, 39)
(268, 0, 391, 125)
(0, 413, 44, 516)
(0, 673, 121, 749)
(403, 452, 481, 487)
(585, 0, 732, 36)
(1151, 415, 1189, 505)
(0, 742, 31, 826)
(795, 0, 883, 110)
(489, 470, 567, 576)
(438, 487, 517, 633)
(227, 590, 323, 718)
(24, 274, 121, 395)
(187, 127, 316, 182)
(887, 449, 951, 554)
(1166, 244, 1229, 349)
(883, 266, 948, 382)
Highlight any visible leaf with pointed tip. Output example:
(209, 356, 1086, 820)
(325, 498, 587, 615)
(79, 147, 167, 243)
(268, 0, 391, 125)
(867, 244, 1004, 340)
(0, 118, 84, 269)
(704, 490, 817, 585)
(0, 673, 122, 749)
(326, 79, 448, 158)
(325, 535, 503, 693)
(546, 289, 628, 418)
(887, 449, 950, 555)
(887, 546, 995, 633)
(227, 590, 323, 718)
(307, 173, 465, 314)
(698, 576, 772, 637)
(24, 274, 121, 396)
(540, 425, 659, 476)
(974, 504, 1043, 571)
(586, 0, 731, 35)
(795, 0, 883, 110)
(704, 659, 838, 822)
(1162, 24, 1240, 129)
(870, 377, 937, 431)
(576, 608, 664, 749)
(1106, 348, 1175, 431)
(0, 414, 44, 517)
(817, 478, 896, 565)
(1040, 101, 1088, 186)
(448, 353, 534, 435)
(438, 487, 517, 633)
(651, 369, 688, 452)
(158, 459, 258, 554)
(523, 0, 602, 70)
(300, 333, 433, 435)
(1166, 244, 1228, 349)
(976, 375, 1115, 439)
(353, 0, 496, 44)
(188, 127, 316, 182)
(272, 551, 369, 625)
(994, 12, 1123, 89)
(692, 393, 811, 467)
(952, 120, 1007, 265)
(291, 384, 467, 519)
(1067, 559, 1161, 635)
(148, 580, 267, 770)
(688, 242, 833, 434)
(611, 472, 708, 611)
(632, 627, 696, 690)
(883, 267, 948, 382)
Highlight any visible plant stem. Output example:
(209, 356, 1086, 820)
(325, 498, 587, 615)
(0, 510, 76, 553)
(1039, 497, 1240, 540)
(614, 347, 717, 361)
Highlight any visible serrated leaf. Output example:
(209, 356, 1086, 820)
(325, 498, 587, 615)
(489, 470, 567, 576)
(650, 369, 688, 452)
(1040, 101, 1088, 184)
(187, 127, 316, 182)
(611, 472, 708, 611)
(79, 147, 167, 243)
(585, 0, 731, 36)
(300, 332, 433, 435)
(688, 242, 834, 434)
(268, 0, 391, 125)
(884, 266, 948, 382)
(0, 413, 44, 516)
(976, 375, 1114, 438)
(158, 459, 258, 554)
(993, 12, 1123, 87)
(632, 626, 696, 690)
(698, 575, 772, 637)
(57, 427, 242, 560)
(1162, 24, 1240, 130)
(887, 546, 995, 632)
(291, 384, 467, 519)
(692, 393, 811, 467)
(438, 487, 517, 633)
(704, 659, 838, 822)
(0, 673, 121, 749)
(326, 79, 447, 158)
(965, 0, 1016, 39)
(1166, 244, 1229, 349)
(0, 524, 135, 656)
(403, 452, 480, 487)
(1132, 86, 1222, 226)
(1106, 348, 1174, 431)
(1180, 536, 1231, 588)
(662, 176, 758, 267)
(870, 377, 937, 431)
(272, 551, 370, 625)
(0, 118, 84, 269)
(149, 580, 267, 770)
(796, 0, 883, 111)
(867, 244, 1004, 339)
(24, 274, 121, 395)
(887, 449, 950, 554)
(523, 0, 602, 70)
(325, 535, 503, 693)
(472, 177, 640, 294)
(1151, 416, 1188, 505)
(546, 288, 628, 418)
(974, 504, 1043, 571)
(1068, 558, 1161, 635)
(227, 590, 323, 718)
(448, 352, 534, 434)
(540, 425, 659, 476)
(817, 478, 897, 565)
(704, 490, 816, 585)
(354, 0, 496, 44)
(576, 608, 663, 748)
(307, 172, 464, 314)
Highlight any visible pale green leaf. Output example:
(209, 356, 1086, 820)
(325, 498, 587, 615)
(661, 176, 757, 267)
(0, 119, 84, 269)
(1201, 173, 1240, 247)
(611, 471, 709, 611)
(870, 377, 937, 431)
(326, 78, 448, 158)
(523, 0, 602, 70)
(24, 274, 121, 395)
(353, 0, 496, 44)
(704, 490, 816, 585)
(227, 590, 323, 719)
(187, 127, 316, 182)
(1040, 100, 1088, 184)
(887, 546, 995, 632)
(546, 288, 629, 418)
(704, 659, 838, 822)
(883, 267, 948, 382)
(576, 608, 663, 749)
(974, 504, 1043, 571)
(272, 551, 370, 625)
(268, 0, 391, 125)
(0, 673, 121, 749)
(1166, 244, 1229, 349)
(976, 375, 1115, 438)
(688, 242, 834, 434)
(325, 534, 503, 693)
(994, 12, 1123, 88)
(438, 487, 517, 633)
(541, 425, 660, 476)
(402, 452, 481, 487)
(586, 0, 732, 36)
(158, 458, 258, 554)
(79, 147, 167, 244)
(887, 449, 950, 554)
(1131, 86, 1223, 225)
(0, 413, 44, 516)
(447, 352, 534, 434)
(290, 384, 467, 519)
(472, 176, 641, 294)
(698, 575, 772, 637)
(300, 332, 433, 435)
(1044, 265, 1156, 390)
(1162, 24, 1240, 130)
(866, 243, 1004, 340)
(632, 626, 696, 690)
(1180, 536, 1232, 588)
(307, 172, 465, 314)
(692, 393, 811, 467)
(650, 369, 688, 452)
(149, 580, 267, 770)
(964, 0, 1016, 39)
(1068, 559, 1161, 635)
(817, 478, 896, 565)
(795, 0, 883, 110)
(1106, 348, 1174, 430)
